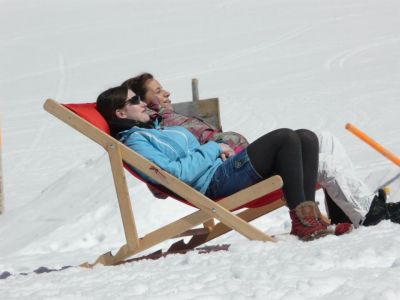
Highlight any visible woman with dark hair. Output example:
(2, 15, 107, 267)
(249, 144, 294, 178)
(97, 85, 331, 241)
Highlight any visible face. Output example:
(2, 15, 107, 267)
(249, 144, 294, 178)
(144, 79, 173, 110)
(115, 89, 150, 123)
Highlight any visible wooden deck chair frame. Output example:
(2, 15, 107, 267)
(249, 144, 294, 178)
(172, 79, 222, 131)
(43, 94, 286, 267)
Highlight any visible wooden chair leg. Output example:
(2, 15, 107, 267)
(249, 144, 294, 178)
(107, 143, 140, 250)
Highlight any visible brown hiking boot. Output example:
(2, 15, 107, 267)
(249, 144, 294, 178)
(290, 201, 331, 241)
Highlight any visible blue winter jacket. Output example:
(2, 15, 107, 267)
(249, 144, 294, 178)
(119, 124, 223, 193)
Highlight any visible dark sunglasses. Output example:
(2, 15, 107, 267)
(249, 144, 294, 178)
(125, 95, 141, 106)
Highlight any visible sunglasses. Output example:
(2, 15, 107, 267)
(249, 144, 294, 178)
(125, 95, 141, 106)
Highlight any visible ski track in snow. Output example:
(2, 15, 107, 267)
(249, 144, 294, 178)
(208, 26, 313, 70)
(56, 54, 66, 100)
(10, 120, 49, 177)
(324, 37, 400, 71)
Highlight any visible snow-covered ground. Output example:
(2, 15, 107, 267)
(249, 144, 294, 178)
(1, 0, 400, 298)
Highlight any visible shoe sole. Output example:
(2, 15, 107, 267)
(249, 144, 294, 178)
(300, 229, 332, 241)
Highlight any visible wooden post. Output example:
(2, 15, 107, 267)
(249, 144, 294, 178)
(0, 125, 4, 214)
(192, 78, 199, 102)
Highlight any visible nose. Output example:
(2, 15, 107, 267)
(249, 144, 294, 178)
(140, 101, 147, 107)
(163, 89, 170, 97)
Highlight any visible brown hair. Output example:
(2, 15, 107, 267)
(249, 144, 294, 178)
(96, 86, 128, 121)
(121, 72, 154, 100)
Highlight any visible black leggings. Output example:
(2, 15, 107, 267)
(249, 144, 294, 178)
(246, 128, 319, 209)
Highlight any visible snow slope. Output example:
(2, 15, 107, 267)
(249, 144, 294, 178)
(1, 0, 399, 299)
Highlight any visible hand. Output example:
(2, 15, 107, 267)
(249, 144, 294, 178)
(219, 143, 235, 161)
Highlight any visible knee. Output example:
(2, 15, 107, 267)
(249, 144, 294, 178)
(276, 128, 300, 145)
(295, 129, 319, 146)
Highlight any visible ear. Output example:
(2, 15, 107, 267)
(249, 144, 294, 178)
(115, 108, 127, 119)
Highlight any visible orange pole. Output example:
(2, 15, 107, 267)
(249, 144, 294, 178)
(345, 123, 400, 167)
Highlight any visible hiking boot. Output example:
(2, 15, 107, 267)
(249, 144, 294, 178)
(314, 201, 331, 226)
(363, 189, 389, 226)
(290, 201, 331, 241)
(387, 202, 400, 224)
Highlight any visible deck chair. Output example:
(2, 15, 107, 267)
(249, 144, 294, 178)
(43, 91, 286, 268)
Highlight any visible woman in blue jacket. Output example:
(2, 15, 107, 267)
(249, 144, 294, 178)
(97, 86, 330, 241)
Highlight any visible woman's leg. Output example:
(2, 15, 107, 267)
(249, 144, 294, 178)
(246, 128, 329, 240)
(295, 129, 319, 201)
(207, 128, 329, 240)
(246, 128, 305, 209)
(295, 130, 354, 235)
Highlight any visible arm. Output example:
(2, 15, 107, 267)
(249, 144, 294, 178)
(125, 134, 222, 185)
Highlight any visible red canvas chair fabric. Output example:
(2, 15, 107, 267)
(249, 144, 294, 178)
(64, 103, 285, 210)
